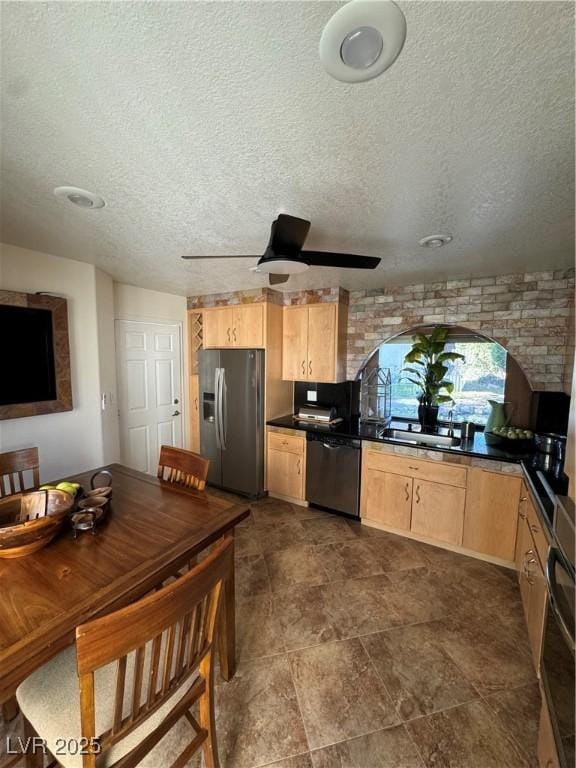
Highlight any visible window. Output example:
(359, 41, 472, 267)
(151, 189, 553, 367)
(362, 329, 508, 426)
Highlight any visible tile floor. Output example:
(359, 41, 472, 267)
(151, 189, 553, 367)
(1, 494, 541, 768)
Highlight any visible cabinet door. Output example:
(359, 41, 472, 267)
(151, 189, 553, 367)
(203, 308, 234, 348)
(189, 375, 200, 453)
(463, 469, 521, 561)
(527, 557, 547, 671)
(515, 484, 531, 570)
(361, 468, 412, 530)
(233, 304, 264, 348)
(307, 304, 337, 382)
(411, 479, 465, 546)
(282, 306, 309, 381)
(518, 515, 536, 622)
(267, 448, 304, 499)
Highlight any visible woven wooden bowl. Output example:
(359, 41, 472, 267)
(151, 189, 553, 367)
(0, 489, 75, 558)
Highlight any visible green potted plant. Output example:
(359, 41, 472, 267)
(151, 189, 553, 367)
(401, 326, 465, 432)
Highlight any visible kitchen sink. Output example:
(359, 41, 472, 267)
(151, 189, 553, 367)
(381, 428, 461, 448)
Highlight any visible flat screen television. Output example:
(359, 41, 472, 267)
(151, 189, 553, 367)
(0, 305, 58, 405)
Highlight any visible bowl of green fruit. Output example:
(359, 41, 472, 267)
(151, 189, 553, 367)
(488, 426, 535, 453)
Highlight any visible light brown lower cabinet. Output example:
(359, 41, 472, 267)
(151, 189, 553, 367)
(410, 479, 466, 546)
(360, 468, 412, 530)
(463, 469, 521, 561)
(538, 695, 560, 768)
(518, 514, 548, 671)
(267, 448, 304, 500)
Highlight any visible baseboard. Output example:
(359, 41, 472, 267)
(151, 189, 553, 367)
(361, 517, 517, 570)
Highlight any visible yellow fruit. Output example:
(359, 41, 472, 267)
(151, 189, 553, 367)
(39, 485, 56, 490)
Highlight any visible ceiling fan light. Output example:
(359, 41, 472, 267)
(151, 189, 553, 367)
(256, 258, 309, 275)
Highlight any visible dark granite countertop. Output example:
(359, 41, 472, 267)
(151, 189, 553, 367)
(267, 414, 569, 528)
(267, 414, 532, 462)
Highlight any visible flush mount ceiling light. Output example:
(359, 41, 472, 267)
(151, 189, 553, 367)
(419, 234, 453, 248)
(320, 0, 407, 83)
(54, 186, 105, 209)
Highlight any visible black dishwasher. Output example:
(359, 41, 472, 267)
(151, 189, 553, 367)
(306, 433, 361, 518)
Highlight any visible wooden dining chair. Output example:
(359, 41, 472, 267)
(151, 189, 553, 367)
(16, 535, 233, 768)
(157, 445, 210, 492)
(0, 447, 40, 498)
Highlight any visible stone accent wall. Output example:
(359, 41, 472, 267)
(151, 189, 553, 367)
(187, 286, 347, 308)
(188, 269, 574, 392)
(347, 269, 575, 391)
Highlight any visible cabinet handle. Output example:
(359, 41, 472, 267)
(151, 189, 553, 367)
(530, 523, 539, 534)
(408, 465, 419, 471)
(282, 440, 288, 446)
(524, 556, 537, 585)
(297, 459, 301, 475)
(194, 397, 198, 411)
(309, 360, 312, 376)
(415, 485, 421, 504)
(233, 327, 237, 343)
(404, 483, 410, 502)
(227, 328, 231, 343)
(520, 496, 528, 502)
(301, 359, 306, 375)
(519, 510, 527, 519)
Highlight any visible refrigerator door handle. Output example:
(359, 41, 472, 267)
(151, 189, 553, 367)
(214, 367, 221, 449)
(220, 367, 228, 450)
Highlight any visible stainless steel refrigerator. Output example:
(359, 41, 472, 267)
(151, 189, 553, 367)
(198, 349, 265, 497)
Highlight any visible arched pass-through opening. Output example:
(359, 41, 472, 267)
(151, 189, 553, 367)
(356, 324, 533, 427)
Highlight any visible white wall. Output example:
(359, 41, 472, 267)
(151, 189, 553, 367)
(114, 283, 189, 449)
(95, 268, 121, 464)
(0, 244, 118, 481)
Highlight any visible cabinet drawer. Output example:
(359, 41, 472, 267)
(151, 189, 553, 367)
(268, 431, 305, 455)
(363, 450, 467, 488)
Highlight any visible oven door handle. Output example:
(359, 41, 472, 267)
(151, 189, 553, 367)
(546, 546, 575, 651)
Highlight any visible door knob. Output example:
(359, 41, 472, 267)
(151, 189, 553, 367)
(172, 410, 181, 416)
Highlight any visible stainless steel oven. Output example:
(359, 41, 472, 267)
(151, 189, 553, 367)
(541, 495, 575, 768)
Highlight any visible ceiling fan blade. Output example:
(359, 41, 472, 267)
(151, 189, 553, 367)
(269, 273, 290, 285)
(181, 254, 259, 259)
(301, 251, 381, 269)
(268, 214, 311, 257)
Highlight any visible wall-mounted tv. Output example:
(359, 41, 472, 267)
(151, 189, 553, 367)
(0, 305, 57, 405)
(0, 291, 73, 420)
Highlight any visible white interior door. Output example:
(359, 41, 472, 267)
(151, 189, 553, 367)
(115, 320, 183, 474)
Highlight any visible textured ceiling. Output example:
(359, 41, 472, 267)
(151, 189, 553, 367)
(1, 1, 574, 296)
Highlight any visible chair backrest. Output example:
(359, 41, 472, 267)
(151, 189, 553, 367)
(0, 448, 40, 498)
(157, 445, 210, 491)
(75, 535, 233, 767)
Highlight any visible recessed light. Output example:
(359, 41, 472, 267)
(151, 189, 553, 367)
(54, 186, 105, 209)
(419, 234, 453, 248)
(320, 0, 407, 83)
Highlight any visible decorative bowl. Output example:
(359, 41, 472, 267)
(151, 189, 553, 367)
(0, 489, 75, 558)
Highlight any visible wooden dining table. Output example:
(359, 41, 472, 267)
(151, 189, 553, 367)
(0, 463, 249, 709)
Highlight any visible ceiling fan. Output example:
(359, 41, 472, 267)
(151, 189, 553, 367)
(181, 214, 381, 285)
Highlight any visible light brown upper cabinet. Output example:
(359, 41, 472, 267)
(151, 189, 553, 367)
(463, 469, 521, 561)
(282, 305, 309, 380)
(282, 302, 347, 382)
(203, 305, 264, 348)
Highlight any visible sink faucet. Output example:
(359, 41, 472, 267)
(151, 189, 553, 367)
(447, 410, 454, 437)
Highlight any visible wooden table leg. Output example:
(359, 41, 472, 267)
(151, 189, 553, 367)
(218, 532, 236, 681)
(1, 695, 19, 721)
